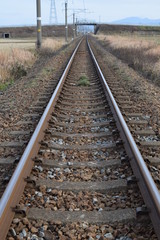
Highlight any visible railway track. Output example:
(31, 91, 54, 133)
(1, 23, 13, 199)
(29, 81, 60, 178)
(0, 37, 160, 239)
(0, 41, 78, 198)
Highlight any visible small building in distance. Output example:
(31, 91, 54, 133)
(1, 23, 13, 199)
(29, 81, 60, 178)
(2, 32, 10, 38)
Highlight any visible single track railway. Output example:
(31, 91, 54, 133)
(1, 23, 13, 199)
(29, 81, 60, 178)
(0, 37, 160, 240)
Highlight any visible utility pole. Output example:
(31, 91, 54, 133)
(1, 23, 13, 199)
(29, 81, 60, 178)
(73, 13, 75, 39)
(75, 18, 78, 36)
(36, 0, 42, 48)
(65, 2, 68, 43)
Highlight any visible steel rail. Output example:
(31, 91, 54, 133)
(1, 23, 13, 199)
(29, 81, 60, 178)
(1, 37, 159, 239)
(0, 39, 82, 240)
(87, 38, 160, 239)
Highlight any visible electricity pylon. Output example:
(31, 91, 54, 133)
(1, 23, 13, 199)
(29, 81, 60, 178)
(50, 0, 58, 24)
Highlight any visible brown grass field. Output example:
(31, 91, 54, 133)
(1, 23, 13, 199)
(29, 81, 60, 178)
(0, 37, 65, 90)
(96, 33, 160, 87)
(0, 38, 36, 50)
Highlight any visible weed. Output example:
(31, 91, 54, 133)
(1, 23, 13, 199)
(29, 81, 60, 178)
(123, 75, 131, 82)
(0, 79, 14, 91)
(78, 76, 90, 86)
(11, 63, 27, 79)
(42, 67, 52, 75)
(0, 82, 8, 91)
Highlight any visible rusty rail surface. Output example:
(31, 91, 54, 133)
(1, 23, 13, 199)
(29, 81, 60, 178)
(0, 39, 82, 240)
(87, 38, 160, 239)
(0, 37, 160, 239)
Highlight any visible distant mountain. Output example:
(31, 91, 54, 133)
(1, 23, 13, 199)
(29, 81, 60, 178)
(111, 17, 160, 26)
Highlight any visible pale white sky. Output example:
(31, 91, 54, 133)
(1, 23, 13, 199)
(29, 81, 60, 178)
(0, 0, 160, 26)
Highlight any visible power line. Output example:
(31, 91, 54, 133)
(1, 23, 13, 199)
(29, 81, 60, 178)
(83, 0, 86, 19)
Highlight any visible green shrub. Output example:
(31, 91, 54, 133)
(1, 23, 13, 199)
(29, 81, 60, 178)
(10, 63, 27, 79)
(0, 79, 14, 91)
(78, 75, 90, 86)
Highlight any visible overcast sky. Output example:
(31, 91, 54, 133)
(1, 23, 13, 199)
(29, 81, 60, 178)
(0, 0, 160, 26)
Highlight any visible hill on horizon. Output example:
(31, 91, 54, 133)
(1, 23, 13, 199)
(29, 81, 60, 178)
(111, 17, 160, 26)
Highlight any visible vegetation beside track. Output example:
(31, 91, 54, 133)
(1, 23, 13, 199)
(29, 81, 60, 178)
(97, 24, 160, 36)
(0, 38, 65, 91)
(0, 47, 35, 90)
(95, 34, 160, 87)
(90, 36, 160, 136)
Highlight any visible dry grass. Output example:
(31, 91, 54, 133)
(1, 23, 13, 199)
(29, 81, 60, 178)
(97, 34, 158, 48)
(96, 34, 160, 86)
(0, 46, 35, 89)
(0, 39, 36, 50)
(42, 38, 65, 52)
(0, 38, 66, 90)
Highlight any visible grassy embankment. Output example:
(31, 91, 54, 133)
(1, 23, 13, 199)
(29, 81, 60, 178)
(0, 38, 65, 91)
(96, 34, 160, 86)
